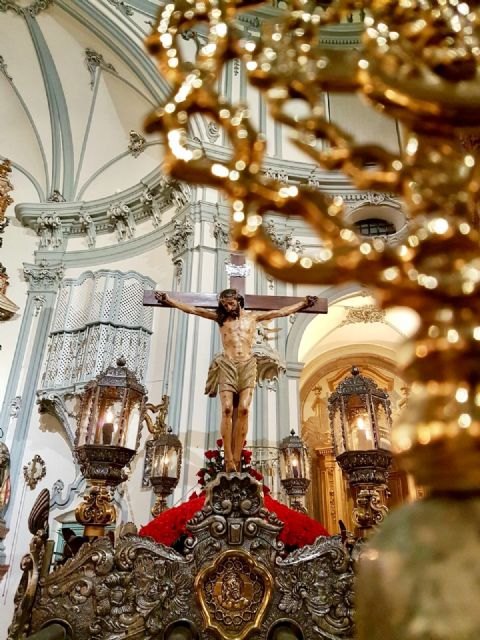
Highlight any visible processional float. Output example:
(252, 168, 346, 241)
(7, 0, 480, 638)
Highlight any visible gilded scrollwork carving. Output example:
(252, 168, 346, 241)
(7, 489, 50, 640)
(0, 263, 19, 320)
(0, 0, 53, 16)
(0, 159, 13, 240)
(85, 48, 116, 89)
(23, 455, 46, 490)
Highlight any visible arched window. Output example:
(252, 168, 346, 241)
(354, 218, 396, 237)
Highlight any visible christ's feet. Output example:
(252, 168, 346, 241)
(225, 460, 237, 473)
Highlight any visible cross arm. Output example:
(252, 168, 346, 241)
(144, 292, 327, 314)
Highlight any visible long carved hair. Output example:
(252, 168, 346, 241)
(216, 289, 245, 326)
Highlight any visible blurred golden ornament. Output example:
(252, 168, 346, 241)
(145, 0, 480, 495)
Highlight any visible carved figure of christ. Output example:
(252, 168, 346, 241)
(144, 259, 327, 472)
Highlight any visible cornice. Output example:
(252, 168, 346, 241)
(16, 170, 192, 242)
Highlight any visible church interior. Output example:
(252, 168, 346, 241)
(1, 0, 479, 638)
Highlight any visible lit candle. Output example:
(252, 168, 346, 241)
(102, 408, 115, 445)
(291, 456, 299, 478)
(356, 416, 374, 449)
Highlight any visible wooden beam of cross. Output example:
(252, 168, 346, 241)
(143, 253, 328, 314)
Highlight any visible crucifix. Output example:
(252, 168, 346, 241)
(143, 252, 327, 472)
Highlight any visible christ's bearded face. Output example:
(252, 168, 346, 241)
(220, 296, 240, 317)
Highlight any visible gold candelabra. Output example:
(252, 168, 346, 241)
(145, 0, 480, 637)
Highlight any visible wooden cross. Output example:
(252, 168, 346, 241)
(143, 252, 328, 314)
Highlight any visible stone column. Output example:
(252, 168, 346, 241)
(0, 259, 64, 523)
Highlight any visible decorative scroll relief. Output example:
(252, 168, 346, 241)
(225, 262, 251, 278)
(19, 474, 355, 640)
(340, 305, 386, 326)
(41, 270, 154, 391)
(213, 212, 229, 246)
(264, 220, 303, 257)
(108, 202, 135, 241)
(78, 213, 96, 248)
(85, 48, 117, 89)
(0, 55, 12, 81)
(107, 0, 134, 16)
(165, 215, 194, 257)
(47, 190, 66, 203)
(0, 0, 53, 16)
(23, 455, 46, 490)
(128, 130, 146, 158)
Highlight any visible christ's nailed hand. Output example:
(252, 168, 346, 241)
(155, 292, 171, 305)
(304, 295, 318, 308)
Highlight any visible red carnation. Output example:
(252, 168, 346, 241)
(205, 450, 217, 460)
(140, 491, 329, 549)
(216, 438, 223, 448)
(242, 449, 252, 463)
(248, 468, 263, 481)
(197, 469, 205, 477)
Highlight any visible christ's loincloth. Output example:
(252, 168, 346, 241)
(205, 354, 257, 397)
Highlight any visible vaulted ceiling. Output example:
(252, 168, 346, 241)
(0, 0, 166, 203)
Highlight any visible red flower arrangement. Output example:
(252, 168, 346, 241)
(139, 492, 329, 550)
(196, 439, 258, 487)
(139, 441, 329, 550)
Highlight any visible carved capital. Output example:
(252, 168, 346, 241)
(0, 0, 53, 16)
(23, 260, 64, 292)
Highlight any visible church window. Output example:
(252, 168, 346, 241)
(354, 218, 396, 237)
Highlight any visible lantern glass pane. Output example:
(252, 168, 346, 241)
(124, 396, 143, 449)
(152, 442, 179, 479)
(345, 395, 374, 451)
(77, 389, 95, 446)
(279, 449, 287, 479)
(375, 399, 392, 450)
(333, 407, 344, 455)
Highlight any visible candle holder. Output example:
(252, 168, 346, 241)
(328, 366, 393, 536)
(279, 430, 310, 513)
(74, 357, 146, 537)
(144, 396, 182, 516)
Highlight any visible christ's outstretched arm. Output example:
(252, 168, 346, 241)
(155, 292, 218, 321)
(255, 295, 318, 322)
